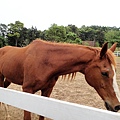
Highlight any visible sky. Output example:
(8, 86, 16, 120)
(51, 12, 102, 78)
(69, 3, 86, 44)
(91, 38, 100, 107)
(1, 0, 120, 30)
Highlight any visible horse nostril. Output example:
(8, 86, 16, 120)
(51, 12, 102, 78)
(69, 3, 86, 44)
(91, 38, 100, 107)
(105, 102, 120, 112)
(115, 105, 120, 111)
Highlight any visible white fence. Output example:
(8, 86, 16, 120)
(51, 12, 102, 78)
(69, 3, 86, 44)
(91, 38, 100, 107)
(0, 87, 120, 120)
(114, 51, 120, 57)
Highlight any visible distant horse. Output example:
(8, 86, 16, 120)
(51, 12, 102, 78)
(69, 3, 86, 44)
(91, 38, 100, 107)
(0, 39, 120, 120)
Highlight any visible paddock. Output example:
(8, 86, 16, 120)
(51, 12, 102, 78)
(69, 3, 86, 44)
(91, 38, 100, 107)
(0, 57, 120, 120)
(114, 51, 120, 57)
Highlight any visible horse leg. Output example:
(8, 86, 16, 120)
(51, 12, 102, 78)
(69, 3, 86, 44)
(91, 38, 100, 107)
(2, 78, 11, 119)
(22, 87, 33, 120)
(3, 79, 12, 119)
(39, 88, 54, 120)
(4, 78, 11, 88)
(0, 74, 10, 119)
(39, 77, 58, 120)
(0, 74, 4, 87)
(0, 78, 11, 119)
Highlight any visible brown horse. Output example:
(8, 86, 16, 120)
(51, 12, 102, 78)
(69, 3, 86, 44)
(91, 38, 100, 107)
(0, 39, 120, 120)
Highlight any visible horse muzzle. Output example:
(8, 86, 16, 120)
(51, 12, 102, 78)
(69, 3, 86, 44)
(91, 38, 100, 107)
(105, 102, 120, 112)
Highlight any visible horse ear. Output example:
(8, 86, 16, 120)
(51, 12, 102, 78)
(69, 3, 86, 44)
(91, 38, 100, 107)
(100, 42, 108, 59)
(109, 42, 117, 52)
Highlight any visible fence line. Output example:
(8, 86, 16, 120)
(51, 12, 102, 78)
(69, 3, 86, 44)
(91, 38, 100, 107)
(0, 87, 120, 120)
(114, 51, 120, 57)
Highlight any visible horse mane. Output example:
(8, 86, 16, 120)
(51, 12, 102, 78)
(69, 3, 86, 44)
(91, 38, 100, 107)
(60, 50, 116, 81)
(107, 49, 116, 67)
(32, 39, 82, 47)
(87, 46, 116, 67)
(61, 72, 77, 81)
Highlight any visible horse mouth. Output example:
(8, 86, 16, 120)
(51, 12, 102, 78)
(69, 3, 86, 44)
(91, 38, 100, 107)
(105, 102, 120, 112)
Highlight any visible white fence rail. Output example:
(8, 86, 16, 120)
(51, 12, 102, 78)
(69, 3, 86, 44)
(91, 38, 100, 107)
(114, 51, 120, 57)
(0, 87, 120, 120)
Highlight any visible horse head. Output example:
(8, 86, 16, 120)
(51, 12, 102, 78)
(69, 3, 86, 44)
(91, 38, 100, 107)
(85, 42, 120, 112)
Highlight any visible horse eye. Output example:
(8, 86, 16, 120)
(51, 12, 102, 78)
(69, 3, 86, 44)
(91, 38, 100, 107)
(101, 72, 109, 77)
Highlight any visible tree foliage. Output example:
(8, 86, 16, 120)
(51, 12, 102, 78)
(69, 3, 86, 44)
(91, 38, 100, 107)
(0, 24, 8, 47)
(44, 24, 67, 42)
(105, 30, 120, 47)
(0, 21, 120, 48)
(7, 21, 24, 46)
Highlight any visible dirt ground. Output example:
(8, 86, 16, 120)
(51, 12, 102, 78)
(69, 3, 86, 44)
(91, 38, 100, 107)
(0, 57, 120, 120)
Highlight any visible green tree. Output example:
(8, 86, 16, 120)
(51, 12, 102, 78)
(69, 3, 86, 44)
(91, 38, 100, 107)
(105, 30, 120, 47)
(30, 27, 41, 42)
(79, 25, 105, 46)
(66, 32, 82, 44)
(7, 21, 24, 46)
(0, 24, 8, 47)
(67, 24, 79, 34)
(44, 24, 67, 42)
(95, 29, 105, 46)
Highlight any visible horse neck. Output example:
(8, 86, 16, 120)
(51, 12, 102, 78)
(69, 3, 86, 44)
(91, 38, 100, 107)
(53, 45, 96, 75)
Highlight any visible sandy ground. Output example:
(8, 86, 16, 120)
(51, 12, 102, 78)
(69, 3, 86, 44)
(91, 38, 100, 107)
(0, 57, 120, 120)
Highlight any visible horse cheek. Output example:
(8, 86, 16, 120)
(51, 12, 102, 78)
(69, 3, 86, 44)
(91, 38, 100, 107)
(85, 69, 96, 87)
